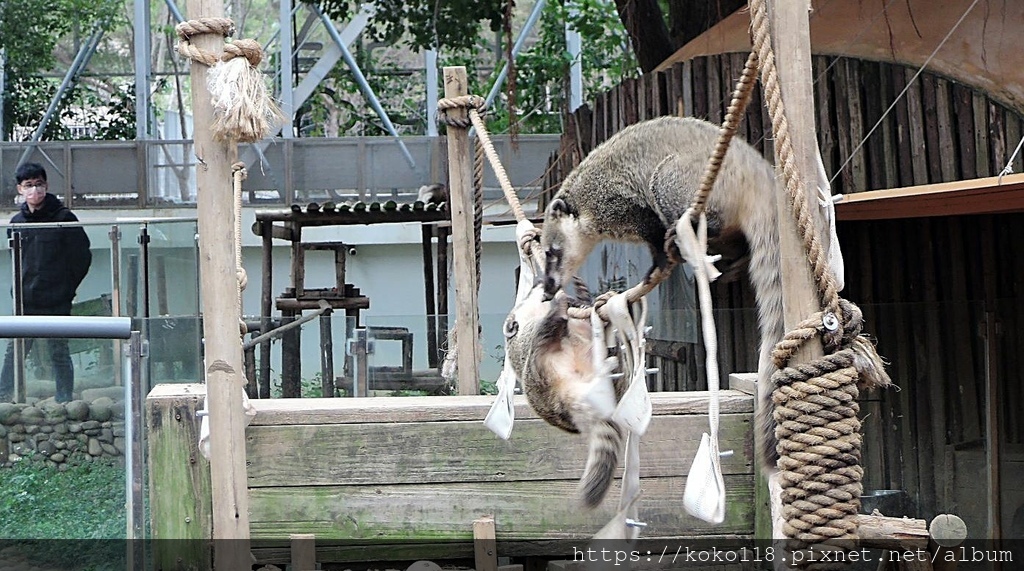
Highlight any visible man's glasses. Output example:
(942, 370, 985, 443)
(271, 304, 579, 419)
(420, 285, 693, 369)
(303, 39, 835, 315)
(19, 181, 47, 193)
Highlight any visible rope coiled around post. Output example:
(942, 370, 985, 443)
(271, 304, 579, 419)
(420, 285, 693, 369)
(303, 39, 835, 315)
(175, 18, 283, 143)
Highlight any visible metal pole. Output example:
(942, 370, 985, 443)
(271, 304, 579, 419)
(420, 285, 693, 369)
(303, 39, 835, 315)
(19, 24, 106, 166)
(0, 48, 6, 140)
(279, 0, 295, 138)
(162, 0, 185, 24)
(313, 4, 417, 169)
(110, 227, 124, 386)
(134, 0, 152, 139)
(425, 49, 439, 137)
(124, 331, 146, 571)
(0, 316, 133, 339)
(565, 4, 583, 112)
(483, 0, 547, 110)
(9, 232, 24, 403)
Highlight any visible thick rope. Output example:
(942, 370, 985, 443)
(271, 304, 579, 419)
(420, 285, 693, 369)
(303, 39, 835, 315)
(232, 162, 249, 336)
(473, 140, 485, 292)
(438, 95, 526, 222)
(175, 18, 282, 143)
(175, 18, 234, 66)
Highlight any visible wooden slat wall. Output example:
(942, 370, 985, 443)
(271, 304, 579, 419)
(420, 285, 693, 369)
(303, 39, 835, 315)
(543, 53, 1024, 532)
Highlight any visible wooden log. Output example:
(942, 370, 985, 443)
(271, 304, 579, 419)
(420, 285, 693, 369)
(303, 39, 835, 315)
(184, 0, 251, 565)
(442, 66, 481, 395)
(291, 533, 316, 571)
(929, 514, 968, 571)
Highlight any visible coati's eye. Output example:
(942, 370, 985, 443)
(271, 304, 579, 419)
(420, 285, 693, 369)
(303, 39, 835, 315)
(503, 318, 519, 339)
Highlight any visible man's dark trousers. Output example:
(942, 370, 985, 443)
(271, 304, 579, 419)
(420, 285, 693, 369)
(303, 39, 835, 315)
(0, 304, 75, 403)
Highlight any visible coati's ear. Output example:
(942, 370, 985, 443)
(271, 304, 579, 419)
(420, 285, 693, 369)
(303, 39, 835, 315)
(548, 198, 571, 218)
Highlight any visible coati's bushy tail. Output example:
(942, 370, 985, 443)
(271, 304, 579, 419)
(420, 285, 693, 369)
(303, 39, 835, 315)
(579, 419, 624, 509)
(745, 198, 786, 471)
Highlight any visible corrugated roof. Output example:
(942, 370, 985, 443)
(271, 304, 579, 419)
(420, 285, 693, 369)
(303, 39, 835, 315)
(254, 201, 450, 227)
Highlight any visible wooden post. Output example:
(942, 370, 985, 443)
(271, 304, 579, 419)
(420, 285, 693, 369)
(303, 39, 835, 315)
(422, 223, 439, 369)
(260, 219, 273, 398)
(290, 533, 317, 570)
(184, 0, 251, 566)
(762, 0, 831, 542)
(442, 66, 481, 395)
(473, 515, 498, 571)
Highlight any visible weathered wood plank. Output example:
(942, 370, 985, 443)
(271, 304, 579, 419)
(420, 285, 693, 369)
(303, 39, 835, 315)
(879, 63, 899, 189)
(846, 59, 867, 191)
(833, 58, 854, 193)
(246, 414, 753, 487)
(707, 54, 722, 125)
(863, 61, 886, 191)
(974, 93, 991, 177)
(904, 67, 929, 185)
(248, 391, 753, 426)
(248, 475, 756, 541)
(890, 65, 915, 188)
(935, 78, 958, 181)
(921, 73, 943, 184)
(147, 384, 213, 569)
(243, 411, 749, 487)
(814, 56, 836, 182)
(953, 83, 977, 180)
(693, 56, 708, 120)
(681, 60, 692, 117)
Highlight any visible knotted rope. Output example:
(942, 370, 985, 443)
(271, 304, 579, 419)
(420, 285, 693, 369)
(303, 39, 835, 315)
(748, 0, 891, 562)
(232, 162, 249, 336)
(175, 19, 283, 143)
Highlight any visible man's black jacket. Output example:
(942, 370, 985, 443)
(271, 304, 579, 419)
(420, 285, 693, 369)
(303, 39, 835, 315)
(9, 193, 92, 310)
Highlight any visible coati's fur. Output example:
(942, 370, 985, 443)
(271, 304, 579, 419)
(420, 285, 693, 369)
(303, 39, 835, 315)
(504, 283, 626, 508)
(541, 115, 785, 469)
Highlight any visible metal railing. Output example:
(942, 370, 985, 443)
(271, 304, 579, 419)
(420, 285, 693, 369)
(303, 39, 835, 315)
(0, 134, 560, 209)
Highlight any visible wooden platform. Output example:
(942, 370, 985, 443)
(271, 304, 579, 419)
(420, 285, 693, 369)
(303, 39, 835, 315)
(147, 385, 755, 566)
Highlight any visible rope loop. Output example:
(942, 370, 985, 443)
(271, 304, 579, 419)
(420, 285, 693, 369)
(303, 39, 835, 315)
(175, 18, 235, 67)
(437, 95, 485, 129)
(222, 38, 263, 66)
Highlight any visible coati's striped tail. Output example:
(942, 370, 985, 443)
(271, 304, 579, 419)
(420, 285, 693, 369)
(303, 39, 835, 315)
(579, 420, 624, 509)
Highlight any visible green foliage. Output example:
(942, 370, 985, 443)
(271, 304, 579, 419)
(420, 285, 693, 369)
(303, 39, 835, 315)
(301, 0, 637, 136)
(0, 457, 126, 540)
(307, 0, 506, 52)
(0, 0, 125, 140)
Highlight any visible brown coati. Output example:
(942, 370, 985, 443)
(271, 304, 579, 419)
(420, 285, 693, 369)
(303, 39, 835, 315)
(503, 282, 626, 508)
(540, 115, 785, 468)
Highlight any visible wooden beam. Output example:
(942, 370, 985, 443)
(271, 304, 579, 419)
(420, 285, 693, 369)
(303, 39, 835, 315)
(290, 533, 316, 571)
(442, 66, 481, 395)
(184, 1, 251, 565)
(473, 516, 498, 571)
(835, 173, 1024, 220)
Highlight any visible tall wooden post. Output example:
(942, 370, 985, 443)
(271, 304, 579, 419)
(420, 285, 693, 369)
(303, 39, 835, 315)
(762, 0, 830, 540)
(184, 0, 252, 567)
(442, 66, 481, 395)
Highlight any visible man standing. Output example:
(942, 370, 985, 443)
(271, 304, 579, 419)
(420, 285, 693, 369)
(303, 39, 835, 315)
(0, 163, 92, 403)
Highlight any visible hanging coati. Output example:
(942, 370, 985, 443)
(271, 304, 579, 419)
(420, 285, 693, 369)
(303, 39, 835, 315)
(503, 281, 627, 509)
(539, 115, 786, 469)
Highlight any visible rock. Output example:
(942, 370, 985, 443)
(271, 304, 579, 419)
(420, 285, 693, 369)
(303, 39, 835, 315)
(12, 442, 32, 455)
(68, 422, 82, 433)
(51, 452, 65, 463)
(100, 428, 114, 443)
(0, 425, 5, 438)
(39, 425, 52, 433)
(88, 438, 103, 456)
(88, 401, 113, 422)
(20, 406, 43, 423)
(53, 423, 68, 434)
(81, 420, 101, 431)
(100, 443, 118, 456)
(114, 437, 125, 454)
(57, 462, 68, 472)
(64, 400, 90, 421)
(53, 439, 66, 450)
(9, 432, 25, 443)
(81, 386, 124, 402)
(37, 441, 57, 456)
(25, 425, 38, 435)
(0, 403, 19, 423)
(112, 426, 125, 437)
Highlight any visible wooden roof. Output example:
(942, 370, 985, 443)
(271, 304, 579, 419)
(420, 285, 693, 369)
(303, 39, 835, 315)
(835, 173, 1024, 221)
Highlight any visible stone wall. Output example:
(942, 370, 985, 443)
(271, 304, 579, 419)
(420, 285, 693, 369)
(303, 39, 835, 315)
(0, 387, 125, 469)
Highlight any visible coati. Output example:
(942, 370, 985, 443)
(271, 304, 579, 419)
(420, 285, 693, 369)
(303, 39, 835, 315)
(503, 282, 626, 509)
(541, 115, 785, 468)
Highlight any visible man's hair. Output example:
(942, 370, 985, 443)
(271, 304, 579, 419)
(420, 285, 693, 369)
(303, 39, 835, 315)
(15, 162, 47, 184)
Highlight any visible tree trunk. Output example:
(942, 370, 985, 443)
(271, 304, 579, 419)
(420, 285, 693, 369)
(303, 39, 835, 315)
(613, 0, 675, 73)
(668, 0, 747, 47)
